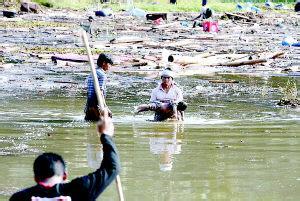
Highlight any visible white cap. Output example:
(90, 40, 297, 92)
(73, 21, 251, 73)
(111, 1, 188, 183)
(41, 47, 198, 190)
(160, 69, 175, 78)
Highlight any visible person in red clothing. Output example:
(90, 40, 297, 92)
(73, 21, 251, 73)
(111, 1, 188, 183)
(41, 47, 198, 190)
(10, 109, 120, 201)
(192, 0, 213, 28)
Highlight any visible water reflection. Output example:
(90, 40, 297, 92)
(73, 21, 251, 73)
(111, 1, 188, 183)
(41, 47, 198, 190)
(133, 123, 184, 172)
(86, 127, 103, 169)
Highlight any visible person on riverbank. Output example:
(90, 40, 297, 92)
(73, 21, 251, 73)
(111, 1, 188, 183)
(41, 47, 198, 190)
(135, 68, 187, 121)
(192, 0, 213, 28)
(85, 53, 113, 121)
(10, 109, 120, 201)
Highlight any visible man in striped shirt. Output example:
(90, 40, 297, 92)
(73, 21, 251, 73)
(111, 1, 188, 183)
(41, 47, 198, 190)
(85, 53, 113, 121)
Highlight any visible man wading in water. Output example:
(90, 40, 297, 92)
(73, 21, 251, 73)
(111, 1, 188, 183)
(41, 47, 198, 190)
(10, 109, 120, 201)
(85, 53, 113, 121)
(135, 68, 187, 121)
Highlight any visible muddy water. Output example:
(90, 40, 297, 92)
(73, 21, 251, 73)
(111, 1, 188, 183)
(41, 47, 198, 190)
(0, 11, 299, 201)
(0, 72, 299, 200)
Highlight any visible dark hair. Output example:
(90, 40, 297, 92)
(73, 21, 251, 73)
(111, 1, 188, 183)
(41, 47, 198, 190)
(33, 152, 66, 181)
(97, 53, 113, 67)
(204, 8, 212, 19)
(177, 101, 187, 111)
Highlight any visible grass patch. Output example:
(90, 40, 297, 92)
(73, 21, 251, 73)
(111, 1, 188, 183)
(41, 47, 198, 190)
(112, 1, 237, 12)
(33, 0, 93, 10)
(0, 20, 76, 29)
(28, 0, 294, 13)
(23, 46, 104, 55)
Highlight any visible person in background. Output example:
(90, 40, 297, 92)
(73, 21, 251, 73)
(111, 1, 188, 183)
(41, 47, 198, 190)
(10, 109, 120, 201)
(85, 53, 113, 121)
(296, 0, 300, 12)
(135, 68, 187, 121)
(192, 0, 213, 28)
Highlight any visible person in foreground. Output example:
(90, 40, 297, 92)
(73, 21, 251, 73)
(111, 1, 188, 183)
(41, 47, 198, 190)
(10, 109, 120, 201)
(135, 68, 187, 121)
(85, 53, 113, 121)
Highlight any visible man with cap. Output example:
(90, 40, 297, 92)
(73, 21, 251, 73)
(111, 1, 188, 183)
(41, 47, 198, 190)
(135, 68, 187, 121)
(85, 53, 113, 121)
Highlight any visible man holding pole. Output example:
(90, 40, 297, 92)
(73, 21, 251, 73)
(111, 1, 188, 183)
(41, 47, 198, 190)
(10, 109, 120, 201)
(85, 53, 113, 121)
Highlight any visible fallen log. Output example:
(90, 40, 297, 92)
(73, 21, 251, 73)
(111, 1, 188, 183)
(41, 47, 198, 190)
(132, 61, 148, 67)
(168, 55, 200, 65)
(51, 54, 98, 64)
(168, 53, 247, 65)
(220, 52, 285, 67)
(221, 58, 267, 67)
(224, 12, 256, 22)
(110, 36, 146, 44)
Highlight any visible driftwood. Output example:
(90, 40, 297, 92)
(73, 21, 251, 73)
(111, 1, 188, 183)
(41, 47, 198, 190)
(221, 58, 267, 67)
(51, 54, 98, 64)
(224, 12, 256, 22)
(168, 53, 249, 66)
(132, 61, 148, 67)
(110, 37, 145, 44)
(220, 52, 285, 67)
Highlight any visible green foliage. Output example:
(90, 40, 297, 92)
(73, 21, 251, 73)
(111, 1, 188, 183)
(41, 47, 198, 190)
(33, 0, 54, 7)
(33, 0, 93, 10)
(23, 46, 104, 55)
(29, 0, 236, 12)
(0, 20, 75, 28)
(31, 0, 293, 12)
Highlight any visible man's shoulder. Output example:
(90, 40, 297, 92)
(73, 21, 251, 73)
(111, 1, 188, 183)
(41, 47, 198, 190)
(10, 185, 38, 201)
(96, 68, 106, 76)
(152, 85, 161, 92)
(172, 83, 182, 90)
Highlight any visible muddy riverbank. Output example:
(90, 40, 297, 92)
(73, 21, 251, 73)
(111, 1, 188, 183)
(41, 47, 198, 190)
(0, 9, 299, 94)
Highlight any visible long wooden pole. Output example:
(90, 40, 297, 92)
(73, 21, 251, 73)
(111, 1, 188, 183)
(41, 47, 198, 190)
(81, 31, 125, 201)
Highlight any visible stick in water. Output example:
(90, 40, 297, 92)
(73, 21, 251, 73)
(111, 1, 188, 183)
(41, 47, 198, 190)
(81, 31, 125, 201)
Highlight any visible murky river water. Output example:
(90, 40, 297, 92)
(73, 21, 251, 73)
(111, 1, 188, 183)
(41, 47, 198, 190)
(0, 71, 299, 200)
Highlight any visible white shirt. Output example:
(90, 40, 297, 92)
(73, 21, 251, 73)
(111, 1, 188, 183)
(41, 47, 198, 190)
(150, 83, 183, 103)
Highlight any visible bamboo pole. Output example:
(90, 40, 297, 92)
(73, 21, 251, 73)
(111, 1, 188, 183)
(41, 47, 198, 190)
(81, 31, 125, 201)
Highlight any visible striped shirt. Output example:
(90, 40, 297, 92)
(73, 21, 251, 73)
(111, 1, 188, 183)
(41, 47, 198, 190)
(86, 68, 106, 106)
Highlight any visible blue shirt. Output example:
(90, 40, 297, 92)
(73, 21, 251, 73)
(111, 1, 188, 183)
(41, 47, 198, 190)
(86, 68, 106, 106)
